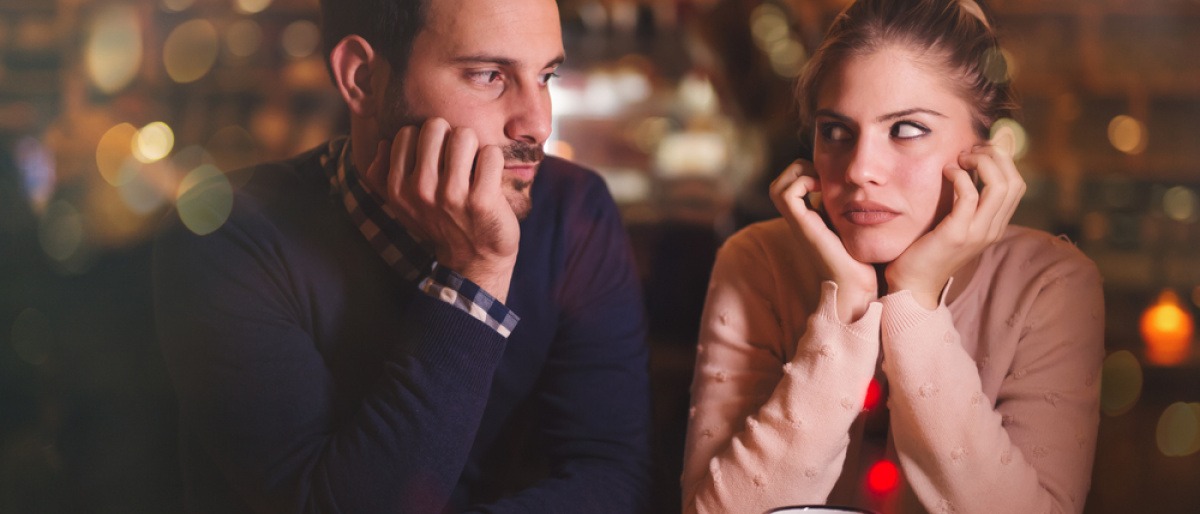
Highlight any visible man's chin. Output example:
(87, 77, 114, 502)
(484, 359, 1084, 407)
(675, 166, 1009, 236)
(504, 185, 533, 220)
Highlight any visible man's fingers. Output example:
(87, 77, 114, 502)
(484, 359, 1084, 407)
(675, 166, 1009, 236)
(389, 125, 418, 203)
(413, 118, 451, 205)
(471, 144, 505, 199)
(440, 127, 477, 208)
(364, 139, 390, 196)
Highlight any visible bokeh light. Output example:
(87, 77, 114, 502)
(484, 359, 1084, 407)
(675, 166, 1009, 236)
(226, 19, 263, 58)
(161, 0, 195, 12)
(981, 46, 1012, 84)
(545, 140, 575, 160)
(234, 0, 272, 15)
(281, 20, 320, 59)
(133, 122, 175, 164)
(176, 165, 233, 236)
(1140, 289, 1194, 366)
(866, 459, 899, 496)
(990, 117, 1029, 160)
(207, 125, 260, 174)
(1108, 115, 1148, 155)
(117, 162, 171, 215)
(163, 19, 220, 83)
(750, 4, 789, 48)
(750, 3, 805, 77)
(1156, 402, 1200, 457)
(85, 4, 143, 95)
(38, 199, 85, 263)
(11, 308, 52, 366)
(1162, 186, 1198, 223)
(96, 123, 138, 186)
(863, 377, 882, 411)
(678, 73, 718, 115)
(1101, 350, 1143, 416)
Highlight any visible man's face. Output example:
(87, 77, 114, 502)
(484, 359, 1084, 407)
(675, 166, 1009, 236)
(380, 0, 563, 219)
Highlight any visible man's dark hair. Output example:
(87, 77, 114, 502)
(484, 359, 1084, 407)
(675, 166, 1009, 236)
(319, 0, 428, 80)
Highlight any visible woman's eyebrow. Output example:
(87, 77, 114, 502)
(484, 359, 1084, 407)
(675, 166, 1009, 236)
(813, 108, 946, 122)
(876, 108, 946, 122)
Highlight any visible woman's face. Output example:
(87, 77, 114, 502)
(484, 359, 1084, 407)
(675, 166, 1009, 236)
(813, 45, 983, 264)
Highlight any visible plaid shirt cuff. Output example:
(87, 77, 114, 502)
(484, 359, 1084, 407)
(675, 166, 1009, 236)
(418, 263, 520, 338)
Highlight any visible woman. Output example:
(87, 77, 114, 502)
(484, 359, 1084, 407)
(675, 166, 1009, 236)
(681, 1, 1104, 513)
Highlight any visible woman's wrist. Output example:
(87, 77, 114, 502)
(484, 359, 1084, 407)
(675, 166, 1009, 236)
(835, 285, 878, 323)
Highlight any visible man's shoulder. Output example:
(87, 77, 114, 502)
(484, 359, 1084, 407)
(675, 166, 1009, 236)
(535, 156, 605, 192)
(157, 142, 338, 242)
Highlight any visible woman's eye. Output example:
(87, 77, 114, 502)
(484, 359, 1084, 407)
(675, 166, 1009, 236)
(891, 121, 929, 140)
(820, 123, 852, 142)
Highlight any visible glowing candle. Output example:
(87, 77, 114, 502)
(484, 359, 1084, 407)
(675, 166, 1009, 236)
(1140, 289, 1194, 366)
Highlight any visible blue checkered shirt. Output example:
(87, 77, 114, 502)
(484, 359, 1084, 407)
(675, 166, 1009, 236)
(320, 138, 520, 338)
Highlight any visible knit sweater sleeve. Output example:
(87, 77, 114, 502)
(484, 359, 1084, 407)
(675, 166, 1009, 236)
(879, 245, 1104, 514)
(154, 180, 508, 514)
(682, 226, 882, 514)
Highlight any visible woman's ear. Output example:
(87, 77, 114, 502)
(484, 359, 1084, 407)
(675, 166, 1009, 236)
(329, 35, 386, 118)
(990, 123, 1017, 156)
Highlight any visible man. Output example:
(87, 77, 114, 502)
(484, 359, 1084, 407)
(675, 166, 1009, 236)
(152, 0, 651, 512)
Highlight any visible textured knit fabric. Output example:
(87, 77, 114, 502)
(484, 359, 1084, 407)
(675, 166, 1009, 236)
(153, 143, 651, 513)
(682, 218, 1104, 514)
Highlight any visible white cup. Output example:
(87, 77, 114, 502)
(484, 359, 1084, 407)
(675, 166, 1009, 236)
(766, 506, 877, 514)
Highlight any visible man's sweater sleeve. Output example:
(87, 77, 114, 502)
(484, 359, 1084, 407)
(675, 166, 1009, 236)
(154, 190, 506, 514)
(880, 243, 1104, 514)
(682, 228, 882, 514)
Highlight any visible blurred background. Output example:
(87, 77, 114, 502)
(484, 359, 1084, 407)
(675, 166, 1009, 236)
(0, 0, 1197, 512)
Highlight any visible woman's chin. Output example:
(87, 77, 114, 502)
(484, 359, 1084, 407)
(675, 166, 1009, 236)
(845, 244, 904, 265)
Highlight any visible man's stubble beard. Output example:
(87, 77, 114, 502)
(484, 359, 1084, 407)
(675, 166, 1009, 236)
(381, 79, 542, 220)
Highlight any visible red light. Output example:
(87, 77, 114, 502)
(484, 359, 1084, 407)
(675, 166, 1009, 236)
(866, 459, 899, 495)
(863, 378, 882, 410)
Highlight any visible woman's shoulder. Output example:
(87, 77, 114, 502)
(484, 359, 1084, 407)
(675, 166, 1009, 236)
(988, 225, 1100, 281)
(720, 218, 794, 258)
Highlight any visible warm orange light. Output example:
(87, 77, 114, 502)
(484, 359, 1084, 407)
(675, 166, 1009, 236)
(1140, 289, 1194, 366)
(866, 459, 899, 496)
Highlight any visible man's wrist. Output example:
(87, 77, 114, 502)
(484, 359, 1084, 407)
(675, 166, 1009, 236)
(421, 263, 520, 337)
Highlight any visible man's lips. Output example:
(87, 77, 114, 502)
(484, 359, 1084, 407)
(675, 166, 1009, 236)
(842, 201, 899, 226)
(503, 162, 539, 182)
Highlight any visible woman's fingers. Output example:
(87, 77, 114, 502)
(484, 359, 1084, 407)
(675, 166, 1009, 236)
(958, 144, 1025, 242)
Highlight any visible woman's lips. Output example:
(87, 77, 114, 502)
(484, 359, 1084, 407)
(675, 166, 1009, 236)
(842, 201, 899, 226)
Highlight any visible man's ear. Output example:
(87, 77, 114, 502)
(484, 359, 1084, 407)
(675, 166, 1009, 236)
(329, 35, 387, 118)
(990, 123, 1017, 156)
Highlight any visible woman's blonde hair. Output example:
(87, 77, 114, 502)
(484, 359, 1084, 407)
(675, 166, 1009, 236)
(796, 0, 1018, 140)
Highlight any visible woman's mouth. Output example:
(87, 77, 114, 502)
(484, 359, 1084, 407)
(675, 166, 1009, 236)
(842, 201, 899, 226)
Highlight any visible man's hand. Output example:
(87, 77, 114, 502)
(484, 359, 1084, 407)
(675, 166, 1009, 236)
(885, 143, 1025, 309)
(364, 118, 520, 302)
(770, 159, 878, 323)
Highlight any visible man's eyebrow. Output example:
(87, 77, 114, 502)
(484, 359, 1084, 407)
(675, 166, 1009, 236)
(813, 108, 946, 122)
(450, 54, 566, 69)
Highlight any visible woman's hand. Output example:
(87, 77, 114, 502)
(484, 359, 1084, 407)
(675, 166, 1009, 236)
(770, 160, 878, 323)
(885, 143, 1026, 309)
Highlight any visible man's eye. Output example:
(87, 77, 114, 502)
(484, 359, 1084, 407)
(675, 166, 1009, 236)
(540, 71, 560, 85)
(468, 70, 502, 85)
(891, 121, 929, 140)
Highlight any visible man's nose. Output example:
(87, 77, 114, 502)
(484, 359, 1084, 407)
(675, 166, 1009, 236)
(503, 82, 552, 145)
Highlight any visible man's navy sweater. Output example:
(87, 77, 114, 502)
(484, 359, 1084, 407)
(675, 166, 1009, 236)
(153, 145, 651, 513)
